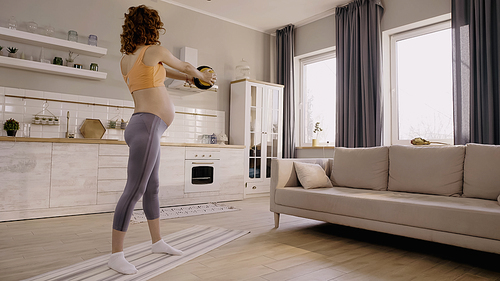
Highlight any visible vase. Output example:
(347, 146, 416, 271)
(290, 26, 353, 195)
(8, 53, 17, 58)
(7, 130, 17, 137)
(312, 139, 318, 147)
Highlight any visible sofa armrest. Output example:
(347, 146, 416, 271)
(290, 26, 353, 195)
(270, 158, 331, 212)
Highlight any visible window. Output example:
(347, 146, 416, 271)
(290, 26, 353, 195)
(298, 51, 336, 146)
(390, 21, 453, 144)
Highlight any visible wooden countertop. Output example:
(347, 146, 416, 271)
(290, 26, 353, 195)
(0, 136, 245, 149)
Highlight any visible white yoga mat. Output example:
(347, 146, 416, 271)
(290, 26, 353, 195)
(23, 225, 250, 281)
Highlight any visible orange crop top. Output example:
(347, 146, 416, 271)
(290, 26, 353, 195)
(122, 45, 166, 93)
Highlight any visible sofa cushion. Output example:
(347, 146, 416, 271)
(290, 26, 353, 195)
(388, 145, 465, 196)
(330, 146, 389, 191)
(294, 162, 333, 189)
(463, 143, 500, 200)
(275, 186, 500, 241)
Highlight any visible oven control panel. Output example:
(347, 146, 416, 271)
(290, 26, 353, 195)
(185, 150, 221, 160)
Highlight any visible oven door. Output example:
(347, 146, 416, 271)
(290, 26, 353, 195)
(184, 160, 220, 193)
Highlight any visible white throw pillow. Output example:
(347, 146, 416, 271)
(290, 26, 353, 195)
(463, 143, 500, 200)
(330, 146, 389, 190)
(294, 162, 333, 189)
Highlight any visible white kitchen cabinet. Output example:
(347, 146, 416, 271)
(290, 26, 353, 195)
(0, 139, 244, 222)
(158, 146, 186, 204)
(218, 148, 245, 195)
(230, 79, 283, 196)
(0, 142, 52, 212)
(50, 143, 99, 207)
(0, 26, 107, 80)
(97, 144, 129, 205)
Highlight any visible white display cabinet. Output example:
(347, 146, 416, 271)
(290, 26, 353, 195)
(230, 79, 283, 196)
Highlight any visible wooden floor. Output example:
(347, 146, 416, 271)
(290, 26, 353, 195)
(1, 196, 500, 281)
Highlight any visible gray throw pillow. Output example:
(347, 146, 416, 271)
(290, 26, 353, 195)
(463, 143, 500, 200)
(330, 146, 389, 190)
(388, 145, 465, 196)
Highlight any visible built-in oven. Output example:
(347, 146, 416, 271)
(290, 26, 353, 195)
(184, 149, 220, 193)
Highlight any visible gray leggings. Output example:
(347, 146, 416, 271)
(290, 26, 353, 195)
(113, 112, 168, 232)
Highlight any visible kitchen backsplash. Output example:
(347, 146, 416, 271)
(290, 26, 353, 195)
(0, 86, 225, 143)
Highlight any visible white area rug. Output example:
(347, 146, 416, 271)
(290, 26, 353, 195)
(130, 203, 239, 223)
(23, 225, 250, 281)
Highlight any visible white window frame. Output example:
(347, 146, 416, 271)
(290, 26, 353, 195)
(382, 14, 452, 145)
(294, 47, 336, 147)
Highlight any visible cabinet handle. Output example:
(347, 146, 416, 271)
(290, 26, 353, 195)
(192, 162, 214, 165)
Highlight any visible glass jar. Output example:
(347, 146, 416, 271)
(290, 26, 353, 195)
(68, 30, 78, 42)
(27, 21, 38, 33)
(8, 16, 17, 30)
(88, 35, 97, 46)
(45, 25, 54, 37)
(90, 63, 98, 71)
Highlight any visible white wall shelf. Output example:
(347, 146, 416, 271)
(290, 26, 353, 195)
(0, 27, 107, 57)
(0, 56, 107, 80)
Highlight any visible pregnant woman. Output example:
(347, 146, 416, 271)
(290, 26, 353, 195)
(108, 5, 216, 275)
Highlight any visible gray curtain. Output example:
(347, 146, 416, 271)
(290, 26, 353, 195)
(276, 24, 296, 158)
(452, 0, 500, 145)
(335, 0, 384, 148)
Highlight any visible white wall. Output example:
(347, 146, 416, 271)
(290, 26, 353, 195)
(295, 14, 336, 57)
(295, 0, 451, 56)
(0, 0, 271, 135)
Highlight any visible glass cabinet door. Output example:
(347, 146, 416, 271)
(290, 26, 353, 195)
(247, 82, 282, 182)
(264, 88, 281, 178)
(249, 85, 262, 179)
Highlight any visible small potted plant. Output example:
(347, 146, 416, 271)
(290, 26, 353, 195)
(312, 122, 322, 147)
(54, 117, 60, 125)
(41, 117, 47, 125)
(0, 46, 3, 56)
(4, 118, 20, 137)
(34, 116, 40, 124)
(66, 51, 79, 67)
(7, 47, 18, 58)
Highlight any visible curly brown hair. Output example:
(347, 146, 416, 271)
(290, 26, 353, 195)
(120, 5, 166, 54)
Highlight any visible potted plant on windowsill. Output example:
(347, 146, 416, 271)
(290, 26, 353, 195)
(4, 118, 20, 137)
(312, 122, 322, 147)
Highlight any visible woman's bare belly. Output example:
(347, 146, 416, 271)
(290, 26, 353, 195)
(131, 87, 175, 126)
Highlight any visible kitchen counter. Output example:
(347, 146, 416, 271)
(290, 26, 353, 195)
(0, 138, 245, 222)
(0, 136, 245, 148)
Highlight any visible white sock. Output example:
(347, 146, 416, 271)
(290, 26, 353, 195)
(152, 239, 183, 255)
(108, 252, 137, 275)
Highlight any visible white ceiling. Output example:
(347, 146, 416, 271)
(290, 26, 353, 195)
(159, 0, 351, 34)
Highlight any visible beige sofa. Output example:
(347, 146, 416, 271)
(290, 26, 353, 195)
(270, 144, 500, 254)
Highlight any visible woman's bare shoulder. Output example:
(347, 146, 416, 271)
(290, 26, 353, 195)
(147, 45, 168, 53)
